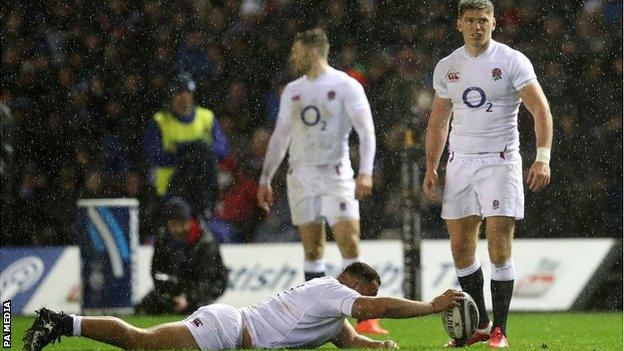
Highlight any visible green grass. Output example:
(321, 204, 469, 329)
(8, 313, 622, 350)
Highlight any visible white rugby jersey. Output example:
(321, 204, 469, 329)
(433, 40, 537, 153)
(260, 66, 374, 185)
(239, 277, 360, 349)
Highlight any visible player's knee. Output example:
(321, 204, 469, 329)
(124, 327, 149, 350)
(339, 244, 359, 258)
(304, 247, 323, 260)
(489, 250, 511, 266)
(450, 242, 474, 264)
(487, 240, 511, 265)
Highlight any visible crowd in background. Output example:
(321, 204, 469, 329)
(1, 0, 622, 246)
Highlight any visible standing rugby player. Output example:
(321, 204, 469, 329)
(257, 28, 386, 334)
(423, 0, 553, 347)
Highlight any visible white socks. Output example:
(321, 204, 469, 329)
(70, 314, 82, 336)
(491, 259, 515, 281)
(304, 259, 326, 273)
(456, 258, 481, 277)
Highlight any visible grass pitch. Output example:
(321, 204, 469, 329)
(9, 312, 622, 350)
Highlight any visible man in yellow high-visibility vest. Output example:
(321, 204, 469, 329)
(144, 72, 229, 216)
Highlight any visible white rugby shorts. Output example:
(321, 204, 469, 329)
(441, 150, 524, 220)
(286, 162, 359, 226)
(182, 304, 243, 350)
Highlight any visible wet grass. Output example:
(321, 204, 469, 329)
(9, 312, 622, 350)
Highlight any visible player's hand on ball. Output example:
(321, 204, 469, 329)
(257, 184, 274, 212)
(423, 169, 440, 201)
(527, 161, 550, 192)
(355, 174, 373, 200)
(379, 340, 399, 349)
(431, 289, 464, 313)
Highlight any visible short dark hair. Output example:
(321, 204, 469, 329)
(294, 28, 330, 58)
(458, 0, 494, 17)
(342, 262, 381, 285)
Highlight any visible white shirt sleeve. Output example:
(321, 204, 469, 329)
(259, 88, 293, 185)
(433, 60, 449, 98)
(350, 107, 376, 175)
(344, 80, 375, 175)
(344, 78, 371, 118)
(320, 280, 361, 317)
(511, 51, 537, 91)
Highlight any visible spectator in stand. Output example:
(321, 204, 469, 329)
(211, 156, 263, 243)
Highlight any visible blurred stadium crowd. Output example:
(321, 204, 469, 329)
(1, 0, 621, 246)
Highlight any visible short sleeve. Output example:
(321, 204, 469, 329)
(511, 51, 537, 91)
(433, 60, 449, 98)
(320, 280, 361, 317)
(344, 79, 371, 118)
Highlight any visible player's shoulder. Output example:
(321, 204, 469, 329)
(433, 46, 465, 74)
(491, 41, 531, 63)
(283, 76, 306, 91)
(326, 67, 362, 87)
(436, 46, 465, 66)
(278, 77, 305, 100)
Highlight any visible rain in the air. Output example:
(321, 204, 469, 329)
(1, 1, 622, 350)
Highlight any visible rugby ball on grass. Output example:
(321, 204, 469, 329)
(441, 291, 479, 346)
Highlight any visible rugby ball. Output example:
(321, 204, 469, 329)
(441, 291, 479, 346)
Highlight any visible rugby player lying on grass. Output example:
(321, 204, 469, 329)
(24, 262, 462, 350)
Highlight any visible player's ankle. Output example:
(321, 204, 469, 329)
(68, 314, 82, 336)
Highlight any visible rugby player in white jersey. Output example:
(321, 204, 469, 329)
(24, 262, 464, 351)
(256, 28, 385, 334)
(423, 0, 553, 348)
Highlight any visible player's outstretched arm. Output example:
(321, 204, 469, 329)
(423, 95, 453, 201)
(519, 81, 553, 192)
(331, 320, 398, 349)
(350, 289, 463, 320)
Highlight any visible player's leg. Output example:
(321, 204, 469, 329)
(81, 317, 198, 350)
(477, 151, 523, 347)
(447, 215, 491, 330)
(485, 215, 515, 342)
(326, 200, 388, 335)
(322, 184, 361, 269)
(23, 308, 199, 351)
(330, 219, 360, 266)
(441, 155, 491, 333)
(441, 155, 492, 347)
(298, 220, 327, 280)
(286, 168, 326, 281)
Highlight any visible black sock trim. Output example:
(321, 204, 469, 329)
(304, 271, 325, 281)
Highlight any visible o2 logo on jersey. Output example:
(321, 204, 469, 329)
(462, 86, 493, 112)
(300, 105, 327, 130)
(301, 106, 320, 126)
